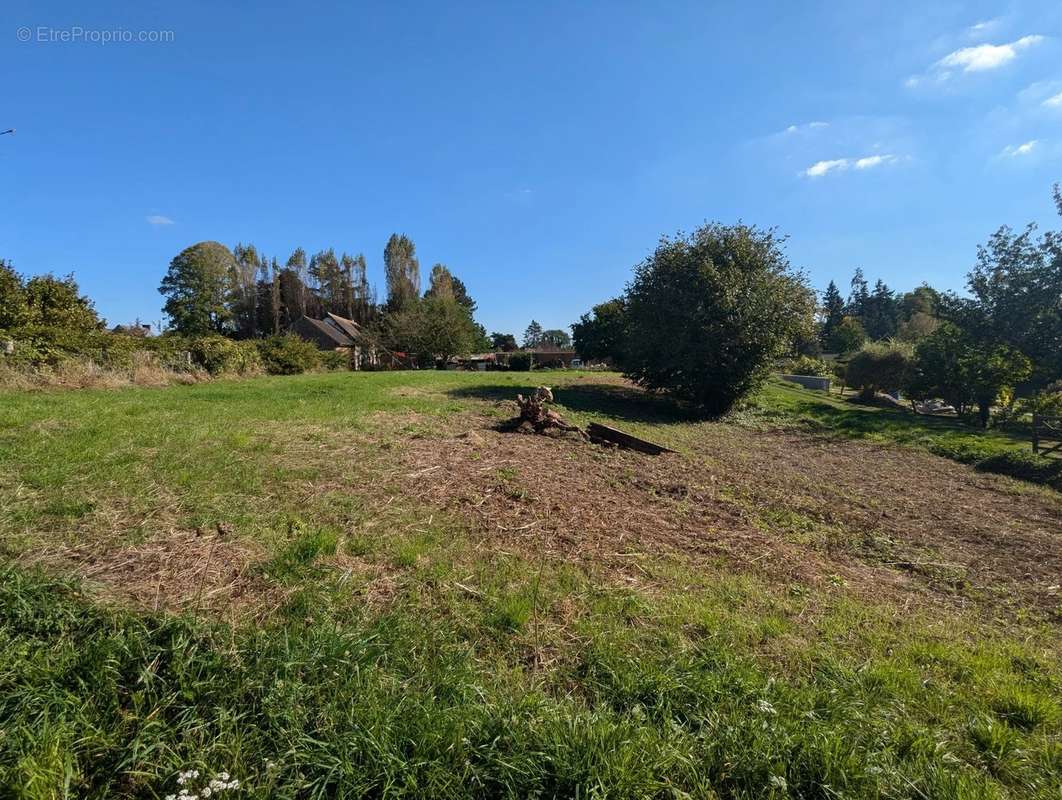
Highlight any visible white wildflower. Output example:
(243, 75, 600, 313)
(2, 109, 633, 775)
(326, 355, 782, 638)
(757, 699, 777, 715)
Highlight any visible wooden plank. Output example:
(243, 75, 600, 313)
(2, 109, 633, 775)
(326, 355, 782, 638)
(1033, 415, 1062, 456)
(587, 422, 675, 455)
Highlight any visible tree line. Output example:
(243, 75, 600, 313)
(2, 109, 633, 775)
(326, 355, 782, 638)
(572, 185, 1062, 423)
(157, 234, 492, 365)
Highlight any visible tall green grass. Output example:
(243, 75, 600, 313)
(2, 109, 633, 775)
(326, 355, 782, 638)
(2, 565, 1060, 799)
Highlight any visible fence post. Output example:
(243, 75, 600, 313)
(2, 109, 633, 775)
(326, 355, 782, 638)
(1032, 414, 1040, 454)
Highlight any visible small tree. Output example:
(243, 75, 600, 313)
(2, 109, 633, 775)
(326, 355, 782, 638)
(622, 222, 814, 415)
(523, 320, 544, 348)
(826, 315, 866, 354)
(818, 280, 845, 348)
(964, 345, 1032, 428)
(0, 260, 30, 331)
(845, 342, 913, 400)
(907, 323, 971, 414)
(539, 329, 572, 348)
(387, 297, 479, 366)
(159, 241, 235, 335)
(572, 298, 628, 364)
(490, 332, 518, 351)
(22, 273, 100, 332)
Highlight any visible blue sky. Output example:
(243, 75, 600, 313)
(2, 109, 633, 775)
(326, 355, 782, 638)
(3, 1, 1061, 335)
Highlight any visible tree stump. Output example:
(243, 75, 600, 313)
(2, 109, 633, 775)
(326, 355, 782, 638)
(510, 386, 585, 437)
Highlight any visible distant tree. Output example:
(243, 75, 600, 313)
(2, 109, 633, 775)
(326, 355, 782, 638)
(339, 252, 371, 324)
(159, 241, 235, 335)
(819, 280, 845, 349)
(231, 243, 261, 338)
(386, 296, 478, 365)
(523, 320, 544, 348)
(309, 248, 342, 314)
(451, 276, 477, 314)
(490, 332, 518, 351)
(539, 329, 572, 348)
(897, 311, 939, 342)
(425, 264, 455, 300)
(907, 323, 1033, 426)
(845, 341, 913, 400)
(858, 279, 901, 340)
(847, 268, 869, 317)
(827, 315, 866, 354)
(622, 222, 815, 415)
(270, 260, 282, 335)
(942, 186, 1062, 391)
(907, 323, 971, 414)
(0, 260, 30, 330)
(22, 273, 101, 331)
(572, 298, 628, 363)
(965, 345, 1032, 427)
(286, 248, 310, 319)
(384, 234, 420, 311)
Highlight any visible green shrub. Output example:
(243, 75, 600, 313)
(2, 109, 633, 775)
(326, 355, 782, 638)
(784, 355, 832, 377)
(1020, 387, 1062, 419)
(975, 451, 1062, 491)
(846, 342, 913, 400)
(188, 336, 261, 376)
(507, 353, 532, 371)
(257, 335, 321, 375)
(319, 350, 349, 371)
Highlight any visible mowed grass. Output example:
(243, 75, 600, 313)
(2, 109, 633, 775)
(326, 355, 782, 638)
(1, 371, 1060, 799)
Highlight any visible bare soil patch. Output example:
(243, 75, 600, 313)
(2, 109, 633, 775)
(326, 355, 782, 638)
(24, 527, 286, 619)
(396, 408, 1062, 619)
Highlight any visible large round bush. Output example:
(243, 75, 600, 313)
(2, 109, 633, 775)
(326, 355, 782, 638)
(257, 335, 321, 375)
(622, 223, 814, 415)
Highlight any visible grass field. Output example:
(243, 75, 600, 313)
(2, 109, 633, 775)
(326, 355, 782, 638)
(1, 371, 1060, 798)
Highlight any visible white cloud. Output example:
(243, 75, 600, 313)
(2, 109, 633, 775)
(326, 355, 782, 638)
(936, 35, 1043, 73)
(146, 215, 174, 225)
(967, 19, 1001, 39)
(785, 121, 828, 134)
(804, 159, 849, 177)
(1043, 91, 1062, 108)
(1000, 140, 1038, 157)
(854, 154, 896, 169)
(908, 35, 1045, 87)
(803, 154, 900, 177)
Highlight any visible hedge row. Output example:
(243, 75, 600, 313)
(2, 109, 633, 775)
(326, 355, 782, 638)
(1, 328, 330, 377)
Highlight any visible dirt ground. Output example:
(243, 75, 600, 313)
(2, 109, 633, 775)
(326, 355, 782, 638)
(27, 527, 287, 620)
(396, 407, 1062, 621)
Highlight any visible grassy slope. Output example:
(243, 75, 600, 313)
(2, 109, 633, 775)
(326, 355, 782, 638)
(1, 372, 1059, 799)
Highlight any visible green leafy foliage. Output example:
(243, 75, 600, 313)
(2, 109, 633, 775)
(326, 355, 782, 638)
(622, 222, 815, 415)
(507, 353, 532, 371)
(572, 298, 627, 363)
(489, 332, 518, 352)
(158, 241, 236, 335)
(845, 342, 913, 400)
(386, 297, 480, 364)
(826, 316, 867, 354)
(256, 335, 320, 375)
(188, 336, 261, 376)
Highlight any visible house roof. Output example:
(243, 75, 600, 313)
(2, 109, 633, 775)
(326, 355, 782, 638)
(524, 346, 577, 355)
(325, 312, 362, 341)
(296, 315, 355, 347)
